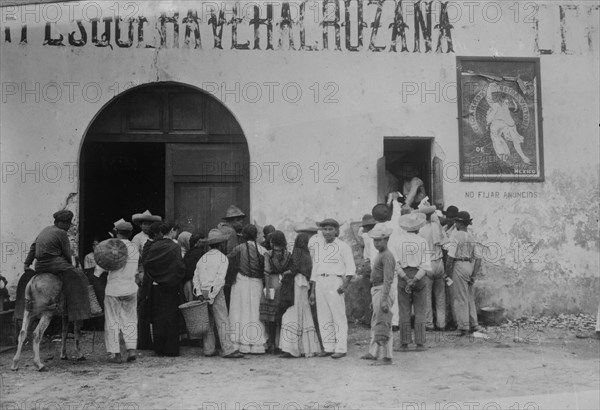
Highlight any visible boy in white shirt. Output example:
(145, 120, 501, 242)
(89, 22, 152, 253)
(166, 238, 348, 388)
(193, 229, 244, 358)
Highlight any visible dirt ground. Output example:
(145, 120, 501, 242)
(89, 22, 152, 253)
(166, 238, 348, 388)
(1, 324, 599, 410)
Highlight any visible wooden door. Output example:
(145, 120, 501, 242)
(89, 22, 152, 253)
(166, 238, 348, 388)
(166, 143, 249, 234)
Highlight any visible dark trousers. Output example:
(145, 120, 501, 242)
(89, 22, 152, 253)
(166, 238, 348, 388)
(150, 285, 180, 357)
(397, 282, 427, 345)
(137, 279, 153, 350)
(56, 268, 91, 322)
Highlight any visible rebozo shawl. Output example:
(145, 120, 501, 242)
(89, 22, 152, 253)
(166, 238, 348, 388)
(142, 238, 185, 287)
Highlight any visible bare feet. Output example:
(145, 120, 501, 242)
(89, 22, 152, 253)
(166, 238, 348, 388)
(370, 358, 392, 366)
(108, 353, 122, 364)
(126, 349, 137, 362)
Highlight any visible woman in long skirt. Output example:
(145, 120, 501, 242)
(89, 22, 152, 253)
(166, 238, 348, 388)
(260, 231, 290, 354)
(279, 233, 321, 358)
(228, 225, 268, 354)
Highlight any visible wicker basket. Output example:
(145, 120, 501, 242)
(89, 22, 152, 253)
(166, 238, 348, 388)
(178, 300, 210, 337)
(94, 239, 128, 271)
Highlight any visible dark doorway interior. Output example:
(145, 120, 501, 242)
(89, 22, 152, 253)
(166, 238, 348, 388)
(78, 83, 249, 262)
(383, 138, 434, 205)
(80, 142, 165, 256)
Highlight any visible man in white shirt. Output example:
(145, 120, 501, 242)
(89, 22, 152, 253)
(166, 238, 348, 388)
(131, 210, 162, 285)
(389, 213, 432, 351)
(416, 203, 447, 331)
(105, 219, 139, 363)
(309, 219, 356, 359)
(193, 229, 244, 358)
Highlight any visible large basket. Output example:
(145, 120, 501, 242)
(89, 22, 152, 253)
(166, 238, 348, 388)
(178, 300, 210, 337)
(94, 239, 128, 271)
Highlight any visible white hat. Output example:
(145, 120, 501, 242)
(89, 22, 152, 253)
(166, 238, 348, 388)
(398, 213, 426, 232)
(368, 223, 392, 239)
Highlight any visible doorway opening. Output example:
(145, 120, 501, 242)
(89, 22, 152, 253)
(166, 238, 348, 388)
(379, 137, 442, 207)
(79, 83, 249, 261)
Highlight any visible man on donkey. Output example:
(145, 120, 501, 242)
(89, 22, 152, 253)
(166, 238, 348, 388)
(24, 210, 92, 324)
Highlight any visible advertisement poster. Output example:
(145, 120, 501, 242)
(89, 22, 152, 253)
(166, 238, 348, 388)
(457, 57, 544, 181)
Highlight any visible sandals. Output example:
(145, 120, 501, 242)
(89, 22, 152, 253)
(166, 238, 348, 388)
(223, 351, 244, 359)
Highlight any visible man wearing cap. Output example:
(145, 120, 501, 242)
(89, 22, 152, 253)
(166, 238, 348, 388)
(416, 203, 447, 331)
(361, 223, 396, 365)
(24, 210, 91, 322)
(104, 219, 139, 363)
(389, 213, 432, 351)
(193, 229, 244, 358)
(309, 218, 356, 359)
(445, 211, 482, 336)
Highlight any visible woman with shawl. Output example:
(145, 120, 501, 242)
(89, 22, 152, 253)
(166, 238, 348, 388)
(142, 222, 186, 356)
(228, 225, 268, 354)
(177, 231, 192, 257)
(279, 233, 322, 358)
(260, 231, 291, 354)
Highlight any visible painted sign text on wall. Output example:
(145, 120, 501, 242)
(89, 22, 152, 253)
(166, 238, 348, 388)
(2, 1, 598, 54)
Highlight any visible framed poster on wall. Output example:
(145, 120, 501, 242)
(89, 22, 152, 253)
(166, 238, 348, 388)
(457, 57, 544, 181)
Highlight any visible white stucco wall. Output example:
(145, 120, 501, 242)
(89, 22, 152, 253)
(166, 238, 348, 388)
(1, 0, 598, 316)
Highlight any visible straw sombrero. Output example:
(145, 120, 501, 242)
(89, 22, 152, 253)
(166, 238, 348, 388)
(94, 238, 128, 271)
(113, 218, 133, 231)
(201, 229, 229, 245)
(223, 205, 246, 220)
(368, 223, 392, 239)
(132, 210, 162, 226)
(360, 214, 377, 227)
(294, 221, 319, 233)
(398, 213, 426, 232)
(414, 202, 437, 215)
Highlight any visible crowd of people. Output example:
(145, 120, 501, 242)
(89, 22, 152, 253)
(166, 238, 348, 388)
(23, 179, 490, 365)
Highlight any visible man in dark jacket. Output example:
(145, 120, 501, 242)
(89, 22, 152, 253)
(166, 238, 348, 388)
(24, 210, 91, 322)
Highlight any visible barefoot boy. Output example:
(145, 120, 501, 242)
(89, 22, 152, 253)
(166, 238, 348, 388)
(361, 223, 396, 365)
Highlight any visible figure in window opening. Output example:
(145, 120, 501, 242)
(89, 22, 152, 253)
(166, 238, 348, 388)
(485, 82, 531, 165)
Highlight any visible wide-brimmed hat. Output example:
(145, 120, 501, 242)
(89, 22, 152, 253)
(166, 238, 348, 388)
(113, 218, 133, 231)
(398, 213, 426, 232)
(53, 210, 73, 223)
(372, 203, 391, 222)
(201, 229, 229, 245)
(318, 218, 340, 229)
(414, 202, 436, 215)
(294, 222, 319, 233)
(94, 238, 128, 271)
(455, 211, 473, 225)
(132, 210, 162, 226)
(442, 205, 459, 218)
(360, 214, 377, 227)
(368, 223, 392, 239)
(223, 205, 246, 220)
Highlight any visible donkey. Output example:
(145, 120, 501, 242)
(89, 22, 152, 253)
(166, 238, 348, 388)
(11, 273, 84, 371)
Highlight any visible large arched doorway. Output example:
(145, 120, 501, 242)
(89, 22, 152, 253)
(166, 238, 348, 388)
(79, 82, 249, 259)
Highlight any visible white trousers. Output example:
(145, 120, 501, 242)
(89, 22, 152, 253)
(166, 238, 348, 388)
(315, 276, 348, 354)
(104, 293, 138, 354)
(391, 276, 399, 326)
